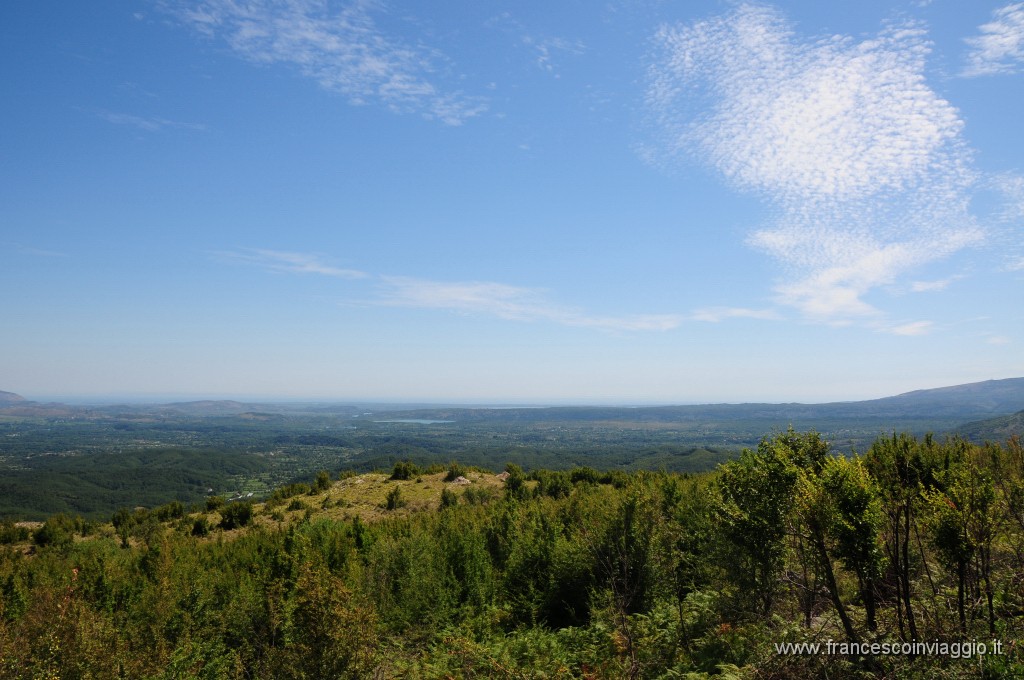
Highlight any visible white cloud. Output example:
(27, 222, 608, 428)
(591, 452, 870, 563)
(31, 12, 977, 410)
(486, 13, 585, 77)
(910, 276, 961, 292)
(219, 248, 367, 278)
(690, 306, 780, 322)
(963, 3, 1024, 77)
(888, 321, 933, 336)
(378, 276, 682, 332)
(530, 36, 586, 74)
(220, 250, 681, 332)
(169, 0, 486, 125)
(991, 172, 1024, 222)
(647, 4, 981, 324)
(986, 334, 1012, 345)
(984, 173, 1024, 270)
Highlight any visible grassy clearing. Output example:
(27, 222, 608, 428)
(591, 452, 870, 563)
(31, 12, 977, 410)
(205, 471, 511, 534)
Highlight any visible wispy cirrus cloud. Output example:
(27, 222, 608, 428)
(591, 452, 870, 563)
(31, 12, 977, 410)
(378, 276, 682, 332)
(910, 276, 961, 293)
(646, 4, 981, 325)
(888, 320, 933, 336)
(991, 172, 1024, 224)
(529, 35, 586, 75)
(96, 110, 206, 132)
(219, 249, 681, 332)
(689, 306, 780, 323)
(218, 248, 367, 278)
(485, 12, 586, 77)
(962, 3, 1024, 77)
(168, 0, 486, 125)
(11, 244, 70, 258)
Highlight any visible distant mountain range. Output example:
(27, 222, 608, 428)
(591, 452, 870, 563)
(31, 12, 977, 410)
(2, 378, 1022, 442)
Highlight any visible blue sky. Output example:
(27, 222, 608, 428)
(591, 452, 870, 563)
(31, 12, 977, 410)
(1, 0, 1022, 403)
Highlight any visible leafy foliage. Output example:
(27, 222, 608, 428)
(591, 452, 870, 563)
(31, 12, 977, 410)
(0, 432, 1021, 678)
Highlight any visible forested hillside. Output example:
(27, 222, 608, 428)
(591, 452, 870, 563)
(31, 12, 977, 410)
(2, 377, 1021, 520)
(1, 431, 1021, 678)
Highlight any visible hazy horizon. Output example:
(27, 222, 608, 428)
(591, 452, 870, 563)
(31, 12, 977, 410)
(11, 374, 1021, 409)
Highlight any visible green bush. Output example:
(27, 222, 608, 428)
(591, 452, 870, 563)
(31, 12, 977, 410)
(219, 502, 253, 530)
(386, 486, 406, 511)
(440, 488, 459, 509)
(462, 486, 496, 506)
(0, 521, 29, 544)
(390, 460, 420, 481)
(443, 461, 466, 482)
(313, 470, 332, 493)
(33, 513, 79, 549)
(267, 483, 310, 506)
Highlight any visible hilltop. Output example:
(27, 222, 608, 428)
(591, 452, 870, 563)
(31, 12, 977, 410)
(0, 390, 26, 405)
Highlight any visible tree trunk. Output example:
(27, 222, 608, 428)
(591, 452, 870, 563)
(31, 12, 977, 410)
(902, 504, 919, 641)
(813, 528, 858, 644)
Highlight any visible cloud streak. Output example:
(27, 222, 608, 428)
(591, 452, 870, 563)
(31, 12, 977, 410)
(219, 248, 367, 278)
(220, 249, 681, 332)
(96, 110, 206, 132)
(378, 276, 683, 332)
(690, 307, 780, 323)
(963, 3, 1024, 77)
(169, 0, 486, 125)
(647, 4, 982, 324)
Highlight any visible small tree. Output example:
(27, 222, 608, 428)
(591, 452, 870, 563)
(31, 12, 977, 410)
(716, 441, 797, 617)
(386, 486, 406, 511)
(504, 463, 529, 501)
(440, 488, 459, 510)
(313, 470, 332, 493)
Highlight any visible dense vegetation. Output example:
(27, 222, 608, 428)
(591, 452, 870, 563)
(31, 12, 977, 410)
(0, 430, 1021, 678)
(0, 417, 738, 519)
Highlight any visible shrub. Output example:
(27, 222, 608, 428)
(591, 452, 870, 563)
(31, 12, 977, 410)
(390, 460, 419, 481)
(0, 521, 29, 545)
(191, 517, 210, 537)
(439, 488, 459, 509)
(313, 470, 332, 493)
(205, 495, 225, 511)
(385, 486, 406, 511)
(267, 483, 310, 506)
(219, 502, 254, 530)
(443, 461, 466, 482)
(155, 500, 185, 522)
(33, 514, 78, 549)
(504, 463, 529, 501)
(462, 486, 496, 506)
